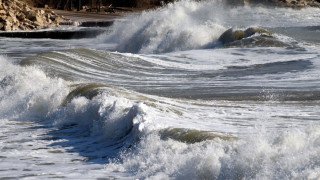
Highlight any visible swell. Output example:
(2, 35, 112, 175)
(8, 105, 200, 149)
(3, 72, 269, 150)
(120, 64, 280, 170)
(2, 54, 320, 178)
(20, 48, 320, 101)
(271, 26, 320, 44)
(0, 56, 143, 151)
(0, 56, 238, 164)
(1, 1, 320, 178)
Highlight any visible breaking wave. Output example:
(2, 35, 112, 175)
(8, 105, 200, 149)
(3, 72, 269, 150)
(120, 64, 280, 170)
(106, 125, 320, 179)
(0, 56, 149, 143)
(104, 0, 227, 53)
(102, 0, 320, 53)
(2, 0, 320, 178)
(1, 47, 320, 178)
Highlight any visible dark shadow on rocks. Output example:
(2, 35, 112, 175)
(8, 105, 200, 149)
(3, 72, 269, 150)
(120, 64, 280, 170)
(0, 28, 107, 39)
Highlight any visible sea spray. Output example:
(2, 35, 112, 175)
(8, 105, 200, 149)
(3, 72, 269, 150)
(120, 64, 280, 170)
(1, 0, 320, 178)
(0, 55, 153, 141)
(50, 93, 152, 140)
(105, 0, 226, 53)
(0, 56, 68, 121)
(102, 0, 320, 53)
(105, 125, 320, 179)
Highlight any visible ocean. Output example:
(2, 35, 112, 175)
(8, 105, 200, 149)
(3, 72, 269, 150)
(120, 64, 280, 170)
(1, 0, 320, 179)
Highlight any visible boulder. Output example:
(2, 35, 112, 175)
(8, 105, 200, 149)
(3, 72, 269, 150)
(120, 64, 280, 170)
(35, 15, 44, 24)
(7, 11, 17, 23)
(18, 24, 25, 30)
(53, 16, 64, 23)
(218, 28, 242, 44)
(23, 4, 31, 12)
(16, 13, 26, 21)
(0, 15, 6, 22)
(33, 15, 45, 27)
(39, 10, 45, 15)
(0, 0, 70, 31)
(244, 27, 269, 37)
(25, 19, 33, 25)
(0, 10, 5, 15)
(12, 25, 18, 31)
(26, 11, 37, 21)
(4, 21, 12, 31)
(5, 16, 14, 24)
(2, 4, 7, 10)
(218, 27, 271, 45)
(15, 0, 23, 8)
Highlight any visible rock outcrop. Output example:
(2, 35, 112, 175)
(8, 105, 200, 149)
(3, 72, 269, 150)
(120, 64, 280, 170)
(218, 27, 271, 44)
(217, 27, 293, 48)
(0, 0, 69, 31)
(265, 0, 320, 8)
(226, 0, 320, 8)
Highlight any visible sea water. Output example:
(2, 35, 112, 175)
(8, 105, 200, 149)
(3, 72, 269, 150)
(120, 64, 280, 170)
(1, 0, 320, 179)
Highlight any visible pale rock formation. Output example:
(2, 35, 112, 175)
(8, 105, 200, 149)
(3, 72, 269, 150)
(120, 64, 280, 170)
(0, 0, 69, 31)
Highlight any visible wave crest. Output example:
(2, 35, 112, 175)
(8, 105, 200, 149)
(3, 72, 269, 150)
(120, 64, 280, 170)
(106, 125, 320, 179)
(105, 0, 226, 53)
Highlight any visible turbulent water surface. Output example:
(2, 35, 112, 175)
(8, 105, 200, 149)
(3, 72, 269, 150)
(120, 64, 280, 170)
(1, 1, 320, 179)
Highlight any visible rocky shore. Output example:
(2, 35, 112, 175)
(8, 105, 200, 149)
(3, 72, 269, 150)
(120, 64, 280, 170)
(0, 0, 68, 31)
(0, 0, 320, 32)
(239, 0, 320, 8)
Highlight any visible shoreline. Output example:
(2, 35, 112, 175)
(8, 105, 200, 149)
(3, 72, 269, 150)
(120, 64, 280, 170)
(0, 8, 135, 39)
(1, 0, 319, 39)
(0, 2, 147, 39)
(52, 9, 129, 23)
(0, 0, 149, 38)
(0, 28, 106, 39)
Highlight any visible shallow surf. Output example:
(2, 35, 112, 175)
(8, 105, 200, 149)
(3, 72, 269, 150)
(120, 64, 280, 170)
(1, 0, 320, 179)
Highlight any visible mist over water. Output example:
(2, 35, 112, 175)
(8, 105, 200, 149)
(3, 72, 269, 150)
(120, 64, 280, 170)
(1, 0, 320, 179)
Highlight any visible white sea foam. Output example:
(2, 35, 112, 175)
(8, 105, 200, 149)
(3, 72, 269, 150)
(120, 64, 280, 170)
(105, 125, 320, 179)
(104, 0, 227, 53)
(0, 56, 68, 121)
(1, 0, 320, 178)
(1, 51, 320, 179)
(103, 0, 320, 53)
(0, 55, 152, 140)
(0, 55, 155, 178)
(50, 94, 153, 141)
